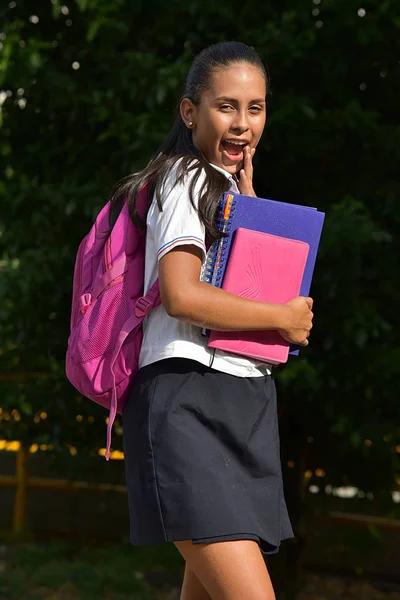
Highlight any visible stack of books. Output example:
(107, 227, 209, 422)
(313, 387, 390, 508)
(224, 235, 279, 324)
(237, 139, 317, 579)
(203, 192, 325, 365)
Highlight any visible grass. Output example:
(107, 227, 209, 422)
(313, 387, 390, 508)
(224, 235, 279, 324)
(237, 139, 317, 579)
(0, 539, 400, 600)
(0, 540, 183, 600)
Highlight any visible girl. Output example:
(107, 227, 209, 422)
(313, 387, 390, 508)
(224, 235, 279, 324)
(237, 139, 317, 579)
(115, 41, 313, 600)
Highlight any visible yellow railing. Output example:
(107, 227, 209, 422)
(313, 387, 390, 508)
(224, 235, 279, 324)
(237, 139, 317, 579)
(0, 439, 124, 459)
(13, 446, 28, 534)
(1, 443, 399, 535)
(0, 442, 126, 533)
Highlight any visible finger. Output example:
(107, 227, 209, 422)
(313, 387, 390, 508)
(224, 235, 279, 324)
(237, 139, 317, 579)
(238, 169, 246, 192)
(306, 297, 313, 309)
(245, 146, 253, 176)
(239, 174, 250, 196)
(240, 168, 249, 184)
(242, 146, 250, 171)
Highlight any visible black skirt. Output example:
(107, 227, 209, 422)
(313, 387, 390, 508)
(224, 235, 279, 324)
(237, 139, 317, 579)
(122, 358, 293, 555)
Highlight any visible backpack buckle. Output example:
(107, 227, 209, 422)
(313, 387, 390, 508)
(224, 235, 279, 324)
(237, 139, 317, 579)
(134, 296, 154, 318)
(80, 293, 92, 314)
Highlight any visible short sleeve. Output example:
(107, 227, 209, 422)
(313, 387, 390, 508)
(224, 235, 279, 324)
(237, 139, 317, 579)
(147, 162, 206, 262)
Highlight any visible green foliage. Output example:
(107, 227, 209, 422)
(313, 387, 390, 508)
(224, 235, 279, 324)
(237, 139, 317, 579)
(1, 537, 399, 599)
(0, 0, 399, 492)
(0, 540, 182, 599)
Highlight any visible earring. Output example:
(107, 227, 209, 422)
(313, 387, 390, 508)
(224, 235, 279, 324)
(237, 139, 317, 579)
(188, 121, 193, 127)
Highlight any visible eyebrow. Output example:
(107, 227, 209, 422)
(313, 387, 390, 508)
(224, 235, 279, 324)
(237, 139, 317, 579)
(215, 96, 266, 104)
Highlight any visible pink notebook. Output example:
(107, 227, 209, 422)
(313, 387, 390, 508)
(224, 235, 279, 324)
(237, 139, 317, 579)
(208, 228, 310, 365)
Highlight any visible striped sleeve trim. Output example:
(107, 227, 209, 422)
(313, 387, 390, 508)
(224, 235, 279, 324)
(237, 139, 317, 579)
(157, 236, 206, 260)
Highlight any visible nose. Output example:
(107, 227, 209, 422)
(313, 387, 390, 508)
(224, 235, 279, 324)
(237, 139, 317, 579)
(231, 109, 249, 134)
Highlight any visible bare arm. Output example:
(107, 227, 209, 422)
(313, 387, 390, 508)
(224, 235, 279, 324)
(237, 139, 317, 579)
(159, 245, 314, 346)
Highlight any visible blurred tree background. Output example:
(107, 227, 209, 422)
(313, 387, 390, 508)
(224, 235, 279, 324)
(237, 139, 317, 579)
(0, 0, 399, 597)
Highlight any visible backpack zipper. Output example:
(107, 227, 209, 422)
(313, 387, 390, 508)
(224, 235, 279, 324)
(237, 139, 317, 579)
(72, 237, 87, 328)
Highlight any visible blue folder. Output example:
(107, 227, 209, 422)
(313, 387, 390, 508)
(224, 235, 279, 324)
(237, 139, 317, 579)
(203, 192, 325, 355)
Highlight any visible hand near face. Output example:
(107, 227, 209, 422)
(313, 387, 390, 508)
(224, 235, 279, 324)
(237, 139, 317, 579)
(236, 146, 257, 197)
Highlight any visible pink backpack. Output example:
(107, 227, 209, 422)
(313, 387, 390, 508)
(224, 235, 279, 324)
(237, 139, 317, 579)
(66, 185, 160, 460)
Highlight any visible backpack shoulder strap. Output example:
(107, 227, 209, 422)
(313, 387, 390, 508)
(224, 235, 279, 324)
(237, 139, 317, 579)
(136, 183, 151, 220)
(146, 279, 160, 303)
(134, 279, 160, 318)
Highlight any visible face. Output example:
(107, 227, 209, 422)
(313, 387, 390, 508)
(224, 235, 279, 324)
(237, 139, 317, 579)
(181, 62, 267, 174)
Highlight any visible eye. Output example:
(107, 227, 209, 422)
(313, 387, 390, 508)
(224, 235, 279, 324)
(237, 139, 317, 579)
(219, 104, 235, 112)
(249, 106, 263, 113)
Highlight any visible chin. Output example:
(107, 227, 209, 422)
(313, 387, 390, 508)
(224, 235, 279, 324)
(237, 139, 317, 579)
(224, 163, 242, 175)
(216, 155, 243, 175)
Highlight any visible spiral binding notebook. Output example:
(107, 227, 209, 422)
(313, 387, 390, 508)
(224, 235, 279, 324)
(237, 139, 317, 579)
(202, 192, 325, 355)
(208, 228, 310, 364)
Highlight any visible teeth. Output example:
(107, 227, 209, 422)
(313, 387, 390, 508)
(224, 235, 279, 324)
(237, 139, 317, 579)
(225, 141, 246, 146)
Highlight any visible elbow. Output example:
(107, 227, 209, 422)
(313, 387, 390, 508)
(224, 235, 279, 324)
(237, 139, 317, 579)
(162, 288, 189, 320)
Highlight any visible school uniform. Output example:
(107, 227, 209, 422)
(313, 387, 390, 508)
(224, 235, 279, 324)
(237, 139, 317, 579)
(122, 160, 294, 554)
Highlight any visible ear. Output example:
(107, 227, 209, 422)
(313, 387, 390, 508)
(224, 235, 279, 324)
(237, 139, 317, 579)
(180, 98, 197, 129)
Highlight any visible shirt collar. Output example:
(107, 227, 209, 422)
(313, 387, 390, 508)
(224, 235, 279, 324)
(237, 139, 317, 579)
(209, 162, 239, 192)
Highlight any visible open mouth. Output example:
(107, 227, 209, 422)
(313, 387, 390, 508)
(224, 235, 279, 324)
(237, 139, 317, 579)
(221, 140, 248, 161)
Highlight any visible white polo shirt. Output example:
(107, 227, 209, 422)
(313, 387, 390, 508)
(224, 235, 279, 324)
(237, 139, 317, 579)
(138, 159, 272, 377)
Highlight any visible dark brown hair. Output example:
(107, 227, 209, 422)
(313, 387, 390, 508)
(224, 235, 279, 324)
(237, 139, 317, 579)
(109, 41, 268, 241)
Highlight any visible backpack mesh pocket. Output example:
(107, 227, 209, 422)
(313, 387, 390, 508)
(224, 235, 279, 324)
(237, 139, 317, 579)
(76, 284, 131, 363)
